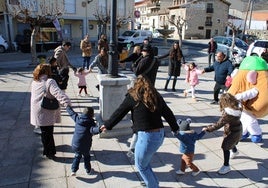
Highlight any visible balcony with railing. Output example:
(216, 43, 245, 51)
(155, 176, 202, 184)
(205, 21, 212, 26)
(206, 8, 214, 13)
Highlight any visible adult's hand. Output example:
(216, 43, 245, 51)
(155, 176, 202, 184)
(100, 125, 107, 133)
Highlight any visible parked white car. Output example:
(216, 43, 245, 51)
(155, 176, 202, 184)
(0, 35, 9, 53)
(118, 30, 152, 46)
(246, 40, 268, 57)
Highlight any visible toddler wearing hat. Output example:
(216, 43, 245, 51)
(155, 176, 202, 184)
(66, 106, 101, 176)
(173, 118, 206, 176)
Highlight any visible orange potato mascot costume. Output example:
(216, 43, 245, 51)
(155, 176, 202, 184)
(228, 56, 268, 143)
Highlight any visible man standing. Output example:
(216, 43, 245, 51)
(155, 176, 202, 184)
(98, 34, 109, 53)
(54, 41, 76, 71)
(80, 34, 92, 70)
(208, 38, 217, 66)
(203, 52, 233, 105)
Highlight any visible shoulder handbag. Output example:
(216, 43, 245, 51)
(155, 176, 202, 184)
(41, 81, 59, 110)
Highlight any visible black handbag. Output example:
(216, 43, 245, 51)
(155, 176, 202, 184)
(41, 96, 59, 110)
(41, 81, 59, 110)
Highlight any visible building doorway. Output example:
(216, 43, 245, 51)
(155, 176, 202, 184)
(205, 29, 211, 39)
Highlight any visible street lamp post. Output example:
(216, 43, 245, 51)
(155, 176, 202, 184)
(83, 0, 93, 35)
(108, 0, 119, 77)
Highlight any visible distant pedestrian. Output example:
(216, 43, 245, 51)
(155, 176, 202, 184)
(54, 41, 76, 71)
(208, 38, 217, 66)
(202, 52, 233, 105)
(80, 34, 92, 70)
(158, 41, 185, 91)
(173, 118, 205, 176)
(74, 67, 91, 97)
(100, 75, 179, 188)
(202, 93, 242, 175)
(98, 34, 109, 53)
(182, 62, 203, 101)
(66, 106, 101, 176)
(118, 47, 129, 70)
(30, 63, 71, 159)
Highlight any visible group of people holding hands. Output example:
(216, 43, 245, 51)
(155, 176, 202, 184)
(30, 35, 261, 188)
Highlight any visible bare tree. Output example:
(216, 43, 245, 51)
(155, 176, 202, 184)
(7, 0, 64, 65)
(167, 15, 187, 47)
(227, 21, 241, 50)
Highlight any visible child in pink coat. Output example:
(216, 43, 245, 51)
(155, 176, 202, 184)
(74, 67, 91, 97)
(183, 62, 203, 101)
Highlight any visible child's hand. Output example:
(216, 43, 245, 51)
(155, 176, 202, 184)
(202, 127, 207, 132)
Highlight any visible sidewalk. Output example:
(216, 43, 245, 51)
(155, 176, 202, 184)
(0, 44, 268, 188)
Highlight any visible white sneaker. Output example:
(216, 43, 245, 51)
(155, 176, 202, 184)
(71, 172, 76, 176)
(175, 170, 185, 175)
(192, 170, 200, 176)
(33, 127, 41, 135)
(218, 165, 231, 174)
(230, 151, 239, 159)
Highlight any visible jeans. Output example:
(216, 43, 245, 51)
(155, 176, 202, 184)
(83, 56, 91, 69)
(213, 82, 227, 102)
(208, 52, 216, 66)
(71, 151, 91, 173)
(135, 128, 164, 188)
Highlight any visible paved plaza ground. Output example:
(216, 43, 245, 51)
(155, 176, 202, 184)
(0, 40, 268, 188)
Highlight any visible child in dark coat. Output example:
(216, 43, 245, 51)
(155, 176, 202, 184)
(66, 106, 101, 176)
(203, 93, 242, 175)
(173, 118, 205, 176)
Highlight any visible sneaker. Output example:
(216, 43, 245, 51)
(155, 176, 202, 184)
(183, 90, 188, 97)
(86, 170, 91, 175)
(192, 170, 200, 176)
(33, 127, 41, 135)
(192, 97, 197, 102)
(127, 150, 134, 158)
(71, 171, 76, 176)
(210, 100, 218, 105)
(230, 151, 239, 159)
(218, 165, 231, 174)
(172, 88, 176, 92)
(175, 170, 185, 175)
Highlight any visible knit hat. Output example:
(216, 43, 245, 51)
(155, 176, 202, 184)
(177, 118, 191, 131)
(83, 107, 94, 117)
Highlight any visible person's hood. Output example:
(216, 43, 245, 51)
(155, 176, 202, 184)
(224, 107, 241, 117)
(78, 114, 95, 127)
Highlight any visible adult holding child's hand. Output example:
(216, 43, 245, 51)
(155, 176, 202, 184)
(100, 75, 179, 188)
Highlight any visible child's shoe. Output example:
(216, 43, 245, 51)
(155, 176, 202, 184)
(71, 171, 76, 176)
(175, 170, 185, 175)
(86, 169, 91, 175)
(218, 165, 231, 174)
(230, 151, 239, 159)
(192, 170, 200, 176)
(192, 97, 197, 102)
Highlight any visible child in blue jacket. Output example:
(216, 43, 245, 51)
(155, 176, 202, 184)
(173, 118, 205, 176)
(66, 106, 101, 176)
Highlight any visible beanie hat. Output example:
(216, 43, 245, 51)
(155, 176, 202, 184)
(177, 118, 191, 131)
(83, 107, 94, 117)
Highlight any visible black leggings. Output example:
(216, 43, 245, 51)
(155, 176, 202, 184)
(40, 126, 56, 157)
(223, 146, 237, 166)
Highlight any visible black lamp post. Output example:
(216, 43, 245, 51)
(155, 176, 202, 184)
(108, 0, 119, 77)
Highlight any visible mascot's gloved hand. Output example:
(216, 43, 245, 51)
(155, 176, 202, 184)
(235, 88, 258, 101)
